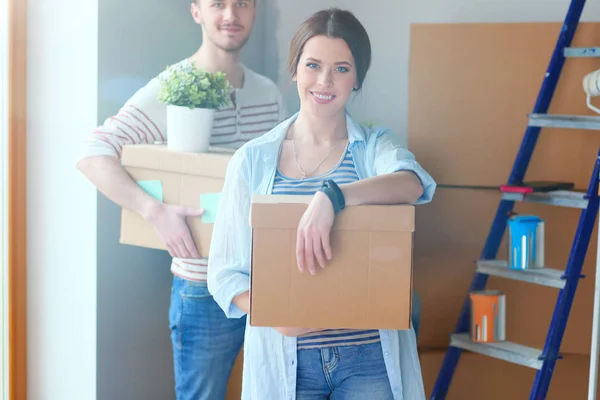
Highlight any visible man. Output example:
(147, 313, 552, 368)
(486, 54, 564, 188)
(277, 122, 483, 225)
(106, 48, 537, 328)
(77, 1, 285, 399)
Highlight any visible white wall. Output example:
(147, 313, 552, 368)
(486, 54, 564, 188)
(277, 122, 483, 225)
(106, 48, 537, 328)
(271, 0, 600, 146)
(27, 0, 99, 398)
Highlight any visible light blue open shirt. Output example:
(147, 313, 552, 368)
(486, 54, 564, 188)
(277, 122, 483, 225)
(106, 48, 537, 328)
(207, 112, 437, 400)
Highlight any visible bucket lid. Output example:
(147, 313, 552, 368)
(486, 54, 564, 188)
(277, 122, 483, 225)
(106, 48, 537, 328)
(509, 215, 543, 224)
(470, 290, 504, 296)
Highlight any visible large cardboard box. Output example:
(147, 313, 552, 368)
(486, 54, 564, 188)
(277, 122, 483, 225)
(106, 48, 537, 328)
(120, 144, 233, 257)
(225, 349, 243, 400)
(249, 194, 415, 330)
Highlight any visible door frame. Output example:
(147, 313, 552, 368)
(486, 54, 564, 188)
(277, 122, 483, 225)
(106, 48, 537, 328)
(6, 0, 28, 398)
(1, 0, 7, 396)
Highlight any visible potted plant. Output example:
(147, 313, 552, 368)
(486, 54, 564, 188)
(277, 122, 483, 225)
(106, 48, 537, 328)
(157, 61, 233, 153)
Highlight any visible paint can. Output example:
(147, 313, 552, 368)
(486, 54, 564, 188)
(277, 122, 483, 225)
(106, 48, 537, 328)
(470, 290, 506, 343)
(507, 215, 545, 270)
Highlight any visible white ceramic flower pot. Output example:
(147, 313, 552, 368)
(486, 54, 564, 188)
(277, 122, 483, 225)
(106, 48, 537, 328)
(166, 105, 215, 153)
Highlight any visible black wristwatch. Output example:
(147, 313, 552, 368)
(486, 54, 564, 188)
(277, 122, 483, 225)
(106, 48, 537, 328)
(319, 180, 346, 215)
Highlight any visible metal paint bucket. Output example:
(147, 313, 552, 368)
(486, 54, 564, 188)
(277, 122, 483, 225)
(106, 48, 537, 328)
(507, 215, 545, 270)
(470, 290, 506, 343)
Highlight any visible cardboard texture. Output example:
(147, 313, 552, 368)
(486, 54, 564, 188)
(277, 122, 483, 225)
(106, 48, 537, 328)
(409, 22, 600, 188)
(225, 349, 243, 400)
(409, 22, 600, 354)
(420, 350, 598, 399)
(119, 144, 233, 257)
(249, 194, 415, 330)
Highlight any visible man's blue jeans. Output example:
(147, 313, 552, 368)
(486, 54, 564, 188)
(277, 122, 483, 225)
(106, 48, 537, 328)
(169, 276, 245, 400)
(413, 291, 422, 337)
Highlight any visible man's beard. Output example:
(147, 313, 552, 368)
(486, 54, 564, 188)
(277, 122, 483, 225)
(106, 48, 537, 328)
(208, 32, 250, 53)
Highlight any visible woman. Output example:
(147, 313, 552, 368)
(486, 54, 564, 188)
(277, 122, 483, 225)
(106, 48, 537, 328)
(208, 8, 436, 400)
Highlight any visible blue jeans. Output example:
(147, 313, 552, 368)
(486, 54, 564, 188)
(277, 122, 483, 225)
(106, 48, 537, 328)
(413, 290, 422, 338)
(296, 342, 394, 399)
(169, 276, 246, 400)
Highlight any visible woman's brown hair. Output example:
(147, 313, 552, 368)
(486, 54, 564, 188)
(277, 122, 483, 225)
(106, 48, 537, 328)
(287, 8, 372, 92)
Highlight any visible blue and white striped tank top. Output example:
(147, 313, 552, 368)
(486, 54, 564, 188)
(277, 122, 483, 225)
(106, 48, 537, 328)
(272, 144, 381, 350)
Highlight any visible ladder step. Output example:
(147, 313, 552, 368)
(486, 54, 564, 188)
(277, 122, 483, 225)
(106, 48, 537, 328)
(563, 47, 600, 57)
(476, 260, 565, 289)
(501, 189, 588, 209)
(450, 333, 544, 369)
(529, 114, 600, 130)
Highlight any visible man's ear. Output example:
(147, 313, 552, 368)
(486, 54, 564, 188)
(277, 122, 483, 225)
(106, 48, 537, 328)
(190, 1, 203, 25)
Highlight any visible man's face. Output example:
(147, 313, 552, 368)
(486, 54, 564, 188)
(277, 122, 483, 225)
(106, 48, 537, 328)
(191, 0, 256, 53)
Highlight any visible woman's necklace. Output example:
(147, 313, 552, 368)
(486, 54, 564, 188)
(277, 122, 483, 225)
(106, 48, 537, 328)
(291, 125, 344, 180)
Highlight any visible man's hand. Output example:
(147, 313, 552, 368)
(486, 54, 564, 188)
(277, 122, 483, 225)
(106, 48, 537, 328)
(145, 202, 204, 258)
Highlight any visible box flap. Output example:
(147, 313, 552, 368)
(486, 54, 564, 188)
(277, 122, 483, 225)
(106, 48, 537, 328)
(122, 144, 234, 178)
(250, 194, 415, 232)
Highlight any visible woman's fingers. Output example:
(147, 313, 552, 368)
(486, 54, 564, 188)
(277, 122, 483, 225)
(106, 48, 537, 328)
(298, 226, 333, 274)
(321, 229, 332, 261)
(313, 233, 327, 269)
(304, 229, 316, 275)
(296, 231, 305, 273)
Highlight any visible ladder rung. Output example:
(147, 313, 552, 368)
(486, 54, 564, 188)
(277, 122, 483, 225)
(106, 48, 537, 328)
(476, 260, 566, 289)
(563, 47, 600, 57)
(528, 114, 600, 130)
(502, 190, 588, 209)
(450, 333, 544, 369)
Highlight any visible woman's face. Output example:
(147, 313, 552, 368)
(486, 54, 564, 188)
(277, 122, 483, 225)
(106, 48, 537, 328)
(294, 35, 358, 119)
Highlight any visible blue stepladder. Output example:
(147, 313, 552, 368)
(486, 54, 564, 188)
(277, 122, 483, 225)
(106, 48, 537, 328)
(430, 0, 600, 399)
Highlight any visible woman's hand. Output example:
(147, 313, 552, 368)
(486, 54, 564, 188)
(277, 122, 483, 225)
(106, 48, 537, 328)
(232, 291, 251, 315)
(296, 191, 335, 275)
(273, 327, 324, 337)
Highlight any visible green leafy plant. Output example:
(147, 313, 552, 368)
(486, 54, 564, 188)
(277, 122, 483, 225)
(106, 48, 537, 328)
(362, 120, 376, 128)
(157, 62, 233, 109)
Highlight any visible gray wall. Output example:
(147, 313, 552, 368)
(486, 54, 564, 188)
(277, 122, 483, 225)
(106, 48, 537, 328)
(96, 1, 269, 398)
